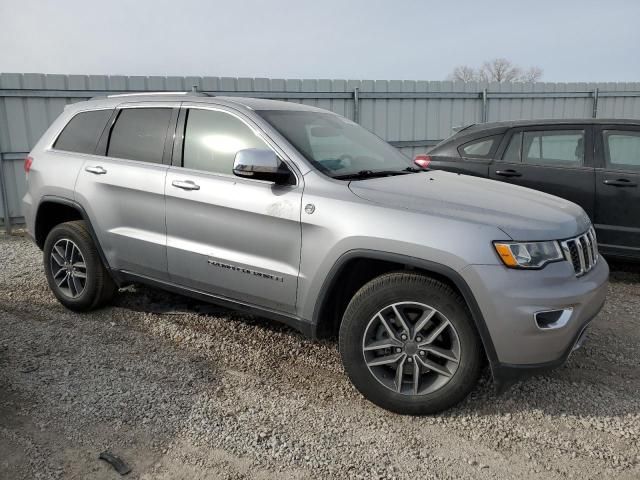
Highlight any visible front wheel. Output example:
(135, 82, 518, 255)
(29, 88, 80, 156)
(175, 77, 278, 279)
(339, 272, 482, 414)
(43, 220, 116, 311)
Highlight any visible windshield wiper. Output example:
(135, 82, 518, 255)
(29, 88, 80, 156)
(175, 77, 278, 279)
(333, 167, 422, 180)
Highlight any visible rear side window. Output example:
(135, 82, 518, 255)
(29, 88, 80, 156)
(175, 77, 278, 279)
(107, 108, 172, 163)
(458, 136, 497, 158)
(182, 108, 269, 175)
(54, 109, 112, 154)
(522, 130, 584, 167)
(604, 130, 640, 170)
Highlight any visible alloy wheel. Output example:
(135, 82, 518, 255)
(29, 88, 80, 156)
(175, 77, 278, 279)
(50, 238, 87, 299)
(362, 301, 461, 395)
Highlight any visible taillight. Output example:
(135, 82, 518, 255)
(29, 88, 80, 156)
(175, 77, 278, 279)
(414, 154, 431, 169)
(24, 156, 33, 173)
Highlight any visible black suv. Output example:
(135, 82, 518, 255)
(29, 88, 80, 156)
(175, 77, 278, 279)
(422, 119, 640, 260)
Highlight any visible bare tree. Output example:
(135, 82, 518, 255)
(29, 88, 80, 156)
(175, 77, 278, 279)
(519, 66, 543, 83)
(478, 58, 522, 82)
(447, 58, 543, 83)
(447, 65, 476, 82)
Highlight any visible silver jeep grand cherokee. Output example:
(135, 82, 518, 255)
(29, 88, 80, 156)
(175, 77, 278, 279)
(23, 92, 608, 414)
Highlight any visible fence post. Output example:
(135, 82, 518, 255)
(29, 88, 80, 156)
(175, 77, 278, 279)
(481, 89, 488, 123)
(353, 87, 360, 124)
(592, 87, 599, 118)
(0, 153, 13, 234)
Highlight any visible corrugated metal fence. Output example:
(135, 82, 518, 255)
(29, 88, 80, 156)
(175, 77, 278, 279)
(2, 72, 640, 231)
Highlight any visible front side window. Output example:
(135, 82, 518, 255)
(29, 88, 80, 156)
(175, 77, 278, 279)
(522, 130, 584, 167)
(257, 110, 412, 177)
(604, 130, 640, 170)
(459, 137, 496, 158)
(182, 109, 270, 175)
(54, 109, 113, 154)
(107, 108, 172, 164)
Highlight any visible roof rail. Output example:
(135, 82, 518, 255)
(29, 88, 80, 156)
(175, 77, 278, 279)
(105, 89, 211, 99)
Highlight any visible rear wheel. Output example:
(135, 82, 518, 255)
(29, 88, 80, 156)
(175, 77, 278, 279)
(43, 220, 116, 311)
(339, 272, 482, 414)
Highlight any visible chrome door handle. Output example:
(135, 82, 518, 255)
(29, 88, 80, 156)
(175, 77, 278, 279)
(85, 166, 107, 175)
(172, 180, 200, 191)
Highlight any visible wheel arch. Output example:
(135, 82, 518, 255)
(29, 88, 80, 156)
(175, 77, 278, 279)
(311, 249, 500, 369)
(35, 196, 112, 273)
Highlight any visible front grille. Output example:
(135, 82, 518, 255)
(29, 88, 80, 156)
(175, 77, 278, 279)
(561, 227, 598, 276)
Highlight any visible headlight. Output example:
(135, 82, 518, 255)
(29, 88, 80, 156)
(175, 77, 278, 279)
(493, 241, 564, 269)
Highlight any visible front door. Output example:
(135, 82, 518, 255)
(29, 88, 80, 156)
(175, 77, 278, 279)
(594, 126, 640, 257)
(164, 105, 303, 313)
(490, 126, 596, 219)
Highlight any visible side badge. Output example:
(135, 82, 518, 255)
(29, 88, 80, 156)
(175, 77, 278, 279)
(304, 203, 316, 214)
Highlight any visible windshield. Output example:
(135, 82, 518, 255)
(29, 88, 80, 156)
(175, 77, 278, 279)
(257, 110, 413, 178)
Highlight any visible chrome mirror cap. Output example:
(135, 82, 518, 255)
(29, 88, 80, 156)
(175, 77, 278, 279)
(233, 148, 291, 184)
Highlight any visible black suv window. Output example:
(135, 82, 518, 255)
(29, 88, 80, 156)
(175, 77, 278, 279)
(182, 108, 269, 175)
(107, 108, 172, 163)
(458, 136, 498, 158)
(54, 109, 113, 154)
(522, 130, 584, 167)
(603, 130, 640, 171)
(502, 132, 522, 162)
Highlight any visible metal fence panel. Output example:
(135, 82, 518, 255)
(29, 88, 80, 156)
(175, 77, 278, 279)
(2, 73, 640, 229)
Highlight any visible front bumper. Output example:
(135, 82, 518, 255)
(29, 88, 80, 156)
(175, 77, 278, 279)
(460, 256, 608, 375)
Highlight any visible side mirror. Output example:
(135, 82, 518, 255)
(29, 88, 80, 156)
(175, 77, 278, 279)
(233, 148, 292, 184)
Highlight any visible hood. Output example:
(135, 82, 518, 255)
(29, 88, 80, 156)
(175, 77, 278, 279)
(348, 170, 591, 241)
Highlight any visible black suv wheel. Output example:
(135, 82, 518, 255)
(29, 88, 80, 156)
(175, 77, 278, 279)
(43, 220, 116, 311)
(339, 272, 482, 414)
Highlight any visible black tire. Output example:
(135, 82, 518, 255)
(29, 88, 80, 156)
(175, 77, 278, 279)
(43, 220, 117, 311)
(339, 272, 482, 415)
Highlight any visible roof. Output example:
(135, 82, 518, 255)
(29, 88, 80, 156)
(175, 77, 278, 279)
(462, 118, 640, 133)
(83, 92, 327, 112)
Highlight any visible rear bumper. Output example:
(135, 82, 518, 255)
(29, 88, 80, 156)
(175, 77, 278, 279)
(460, 257, 608, 379)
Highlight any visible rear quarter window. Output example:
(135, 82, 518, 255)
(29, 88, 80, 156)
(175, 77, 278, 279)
(53, 109, 113, 154)
(457, 135, 500, 158)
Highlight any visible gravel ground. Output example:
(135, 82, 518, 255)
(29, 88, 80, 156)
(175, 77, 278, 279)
(0, 233, 639, 480)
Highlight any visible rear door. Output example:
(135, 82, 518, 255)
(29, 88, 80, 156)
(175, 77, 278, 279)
(164, 104, 303, 313)
(489, 126, 596, 219)
(594, 125, 640, 257)
(74, 102, 178, 280)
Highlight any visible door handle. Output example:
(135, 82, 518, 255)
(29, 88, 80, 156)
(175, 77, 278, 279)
(172, 180, 201, 191)
(85, 166, 107, 175)
(494, 169, 522, 178)
(603, 178, 637, 187)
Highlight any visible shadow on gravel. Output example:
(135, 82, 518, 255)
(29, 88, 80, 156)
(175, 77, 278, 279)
(608, 259, 640, 283)
(114, 284, 303, 337)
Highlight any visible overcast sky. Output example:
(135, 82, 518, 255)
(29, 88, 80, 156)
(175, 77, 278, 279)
(1, 0, 638, 82)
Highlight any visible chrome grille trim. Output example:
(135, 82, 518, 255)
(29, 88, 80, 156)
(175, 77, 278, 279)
(561, 227, 598, 277)
(584, 231, 594, 267)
